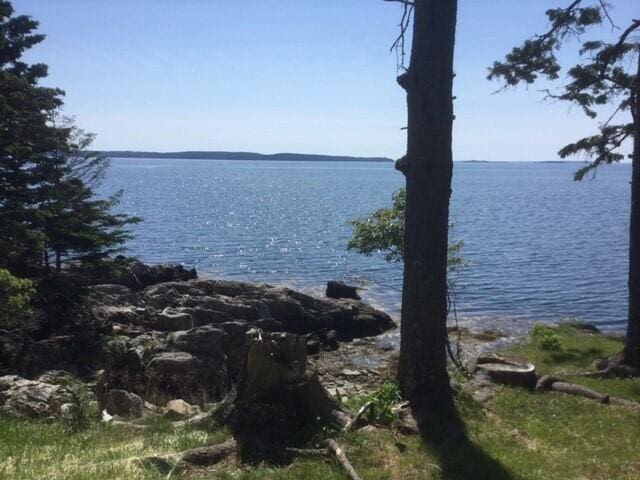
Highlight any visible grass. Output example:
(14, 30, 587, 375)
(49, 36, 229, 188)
(1, 323, 639, 479)
(505, 323, 640, 400)
(0, 415, 229, 480)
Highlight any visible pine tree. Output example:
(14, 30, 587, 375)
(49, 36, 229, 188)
(488, 2, 639, 368)
(42, 176, 140, 272)
(0, 1, 139, 275)
(0, 0, 68, 273)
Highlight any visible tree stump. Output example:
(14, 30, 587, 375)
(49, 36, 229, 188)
(217, 328, 349, 462)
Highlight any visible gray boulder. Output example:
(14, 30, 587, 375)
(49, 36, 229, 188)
(192, 307, 235, 326)
(146, 351, 228, 405)
(147, 351, 202, 375)
(112, 258, 197, 291)
(163, 398, 200, 420)
(157, 308, 194, 331)
(104, 389, 144, 418)
(0, 375, 68, 418)
(167, 326, 227, 356)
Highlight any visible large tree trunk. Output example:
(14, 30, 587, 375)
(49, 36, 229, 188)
(396, 0, 460, 439)
(624, 55, 640, 368)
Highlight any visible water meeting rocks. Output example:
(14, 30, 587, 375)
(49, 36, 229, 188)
(326, 280, 361, 300)
(95, 278, 392, 403)
(109, 256, 197, 290)
(0, 265, 396, 417)
(84, 277, 396, 342)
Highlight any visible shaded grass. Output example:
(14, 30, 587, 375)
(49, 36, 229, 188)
(2, 324, 639, 479)
(0, 415, 229, 480)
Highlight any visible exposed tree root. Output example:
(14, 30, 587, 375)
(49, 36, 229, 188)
(283, 447, 327, 457)
(558, 365, 639, 379)
(325, 438, 362, 480)
(391, 401, 419, 434)
(536, 375, 640, 408)
(475, 354, 537, 388)
(171, 407, 220, 430)
(179, 438, 237, 466)
(343, 400, 374, 432)
(139, 438, 237, 474)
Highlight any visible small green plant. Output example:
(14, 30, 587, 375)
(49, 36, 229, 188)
(61, 382, 96, 432)
(0, 268, 35, 329)
(347, 381, 402, 426)
(530, 324, 562, 351)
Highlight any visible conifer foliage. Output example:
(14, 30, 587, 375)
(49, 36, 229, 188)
(489, 1, 640, 367)
(0, 1, 140, 275)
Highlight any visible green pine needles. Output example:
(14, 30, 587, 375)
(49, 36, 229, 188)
(0, 1, 140, 275)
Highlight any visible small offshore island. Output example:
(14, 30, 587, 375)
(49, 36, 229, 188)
(101, 151, 394, 163)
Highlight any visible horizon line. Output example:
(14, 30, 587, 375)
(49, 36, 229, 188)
(97, 149, 626, 165)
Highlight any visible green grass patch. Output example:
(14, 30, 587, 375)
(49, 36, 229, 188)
(507, 323, 624, 373)
(2, 324, 639, 479)
(0, 415, 228, 480)
(505, 323, 640, 401)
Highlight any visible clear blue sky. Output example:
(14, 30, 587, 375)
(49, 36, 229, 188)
(14, 0, 638, 161)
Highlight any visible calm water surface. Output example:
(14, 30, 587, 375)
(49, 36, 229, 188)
(101, 159, 630, 333)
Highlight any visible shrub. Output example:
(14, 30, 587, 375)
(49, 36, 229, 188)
(347, 380, 402, 426)
(62, 382, 96, 432)
(348, 188, 466, 273)
(36, 274, 87, 334)
(530, 324, 562, 351)
(0, 268, 35, 329)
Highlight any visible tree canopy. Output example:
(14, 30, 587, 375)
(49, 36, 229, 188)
(488, 1, 638, 180)
(489, 1, 640, 367)
(0, 0, 140, 275)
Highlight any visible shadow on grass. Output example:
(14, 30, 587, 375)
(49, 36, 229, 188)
(428, 437, 516, 480)
(414, 402, 515, 480)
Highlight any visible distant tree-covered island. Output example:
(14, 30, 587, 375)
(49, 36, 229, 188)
(100, 150, 394, 162)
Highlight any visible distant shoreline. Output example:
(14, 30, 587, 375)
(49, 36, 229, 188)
(100, 150, 394, 163)
(99, 151, 618, 165)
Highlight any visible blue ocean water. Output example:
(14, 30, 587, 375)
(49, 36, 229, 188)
(100, 158, 630, 333)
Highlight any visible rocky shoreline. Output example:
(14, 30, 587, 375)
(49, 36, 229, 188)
(0, 261, 397, 419)
(0, 259, 515, 422)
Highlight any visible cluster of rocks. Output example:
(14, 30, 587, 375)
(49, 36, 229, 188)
(105, 256, 198, 291)
(0, 270, 396, 420)
(0, 372, 76, 419)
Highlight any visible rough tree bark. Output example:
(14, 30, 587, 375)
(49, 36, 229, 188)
(215, 329, 349, 462)
(395, 0, 461, 439)
(624, 53, 640, 369)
